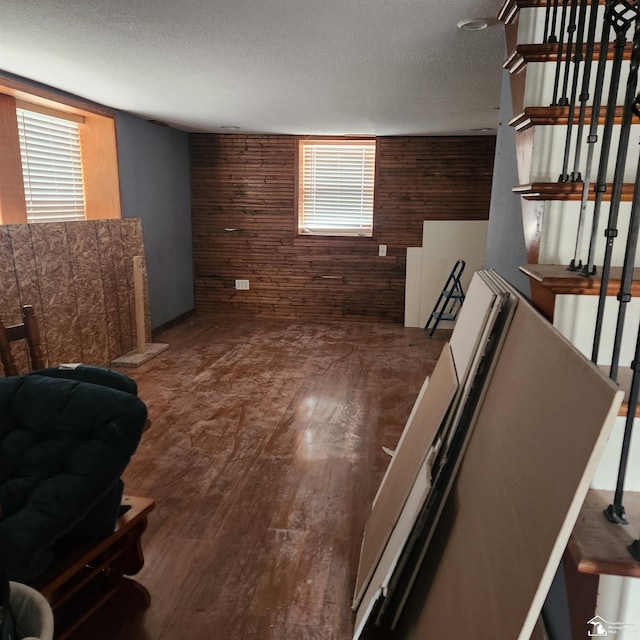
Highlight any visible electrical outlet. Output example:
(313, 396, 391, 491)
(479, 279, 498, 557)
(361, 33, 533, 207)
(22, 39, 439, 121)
(235, 279, 250, 290)
(379, 244, 387, 257)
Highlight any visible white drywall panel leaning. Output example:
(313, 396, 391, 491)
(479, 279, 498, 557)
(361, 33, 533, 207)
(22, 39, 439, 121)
(395, 292, 623, 640)
(379, 274, 516, 628)
(404, 247, 423, 328)
(417, 220, 488, 329)
(353, 344, 458, 610)
(353, 457, 432, 640)
(449, 272, 497, 382)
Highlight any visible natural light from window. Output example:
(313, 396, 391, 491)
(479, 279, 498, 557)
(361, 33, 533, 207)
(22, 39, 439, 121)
(16, 107, 86, 223)
(298, 139, 375, 237)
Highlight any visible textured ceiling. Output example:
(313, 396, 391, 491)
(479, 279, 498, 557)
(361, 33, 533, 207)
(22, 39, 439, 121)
(0, 0, 506, 135)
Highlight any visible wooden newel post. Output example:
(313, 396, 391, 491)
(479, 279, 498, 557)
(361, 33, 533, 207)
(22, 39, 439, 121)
(133, 256, 146, 355)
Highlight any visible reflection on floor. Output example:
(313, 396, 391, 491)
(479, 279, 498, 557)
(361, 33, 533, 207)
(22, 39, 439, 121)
(68, 313, 448, 640)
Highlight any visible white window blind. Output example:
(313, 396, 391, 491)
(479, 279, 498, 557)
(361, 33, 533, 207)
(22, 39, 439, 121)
(299, 140, 375, 236)
(16, 107, 86, 223)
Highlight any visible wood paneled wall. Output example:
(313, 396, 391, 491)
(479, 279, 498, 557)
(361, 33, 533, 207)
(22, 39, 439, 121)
(0, 219, 151, 373)
(190, 135, 496, 323)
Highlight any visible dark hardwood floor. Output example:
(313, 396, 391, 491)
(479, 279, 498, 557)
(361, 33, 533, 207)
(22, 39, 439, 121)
(69, 314, 449, 640)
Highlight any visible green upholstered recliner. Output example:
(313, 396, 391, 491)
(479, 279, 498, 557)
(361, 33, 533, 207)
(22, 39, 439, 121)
(0, 368, 147, 582)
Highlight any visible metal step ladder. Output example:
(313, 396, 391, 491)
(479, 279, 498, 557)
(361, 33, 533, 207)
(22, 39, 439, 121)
(424, 259, 466, 338)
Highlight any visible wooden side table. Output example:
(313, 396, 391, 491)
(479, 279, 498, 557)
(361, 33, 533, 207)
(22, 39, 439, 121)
(32, 495, 155, 640)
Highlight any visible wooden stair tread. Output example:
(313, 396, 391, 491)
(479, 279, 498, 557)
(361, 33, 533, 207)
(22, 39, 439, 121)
(510, 106, 626, 131)
(597, 365, 640, 418)
(514, 182, 635, 201)
(505, 42, 633, 74)
(520, 263, 640, 295)
(568, 489, 640, 577)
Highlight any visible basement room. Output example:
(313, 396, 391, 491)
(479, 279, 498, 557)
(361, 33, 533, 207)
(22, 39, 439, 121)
(2, 1, 640, 639)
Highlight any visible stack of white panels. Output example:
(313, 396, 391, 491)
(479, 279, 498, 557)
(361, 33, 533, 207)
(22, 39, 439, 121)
(353, 271, 623, 640)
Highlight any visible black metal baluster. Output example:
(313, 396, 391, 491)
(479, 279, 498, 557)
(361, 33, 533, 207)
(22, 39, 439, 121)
(582, 0, 634, 278)
(605, 330, 640, 525)
(605, 112, 640, 524)
(590, 2, 639, 365)
(571, 0, 601, 182)
(569, 5, 614, 271)
(549, 0, 561, 44)
(604, 126, 639, 525)
(559, 0, 581, 107)
(544, 0, 553, 43)
(552, 1, 572, 105)
(610, 85, 640, 384)
(560, 0, 590, 182)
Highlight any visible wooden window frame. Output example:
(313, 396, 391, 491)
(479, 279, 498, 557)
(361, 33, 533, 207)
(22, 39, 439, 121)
(295, 136, 377, 239)
(0, 74, 121, 225)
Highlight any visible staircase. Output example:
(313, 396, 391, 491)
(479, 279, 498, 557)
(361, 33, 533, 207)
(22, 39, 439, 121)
(498, 1, 640, 637)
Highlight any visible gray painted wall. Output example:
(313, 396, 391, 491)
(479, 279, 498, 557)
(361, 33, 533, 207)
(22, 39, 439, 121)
(486, 71, 530, 297)
(116, 113, 193, 329)
(488, 72, 570, 640)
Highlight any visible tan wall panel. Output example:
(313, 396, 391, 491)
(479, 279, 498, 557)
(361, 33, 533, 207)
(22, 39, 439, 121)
(8, 225, 42, 324)
(65, 221, 110, 364)
(0, 226, 22, 325)
(120, 218, 152, 341)
(0, 219, 147, 375)
(96, 220, 125, 361)
(107, 219, 134, 351)
(0, 226, 28, 370)
(7, 224, 46, 371)
(28, 223, 83, 365)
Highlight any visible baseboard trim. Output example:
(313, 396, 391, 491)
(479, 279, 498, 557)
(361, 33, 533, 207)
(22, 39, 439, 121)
(151, 309, 196, 338)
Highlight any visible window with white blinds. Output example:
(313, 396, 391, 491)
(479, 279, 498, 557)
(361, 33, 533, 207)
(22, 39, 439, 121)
(298, 139, 375, 237)
(16, 107, 86, 223)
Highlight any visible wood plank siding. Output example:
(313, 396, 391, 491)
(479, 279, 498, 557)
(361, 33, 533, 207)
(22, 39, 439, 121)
(190, 134, 495, 323)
